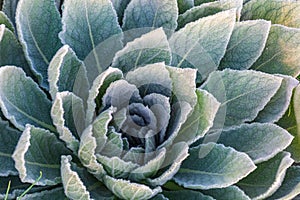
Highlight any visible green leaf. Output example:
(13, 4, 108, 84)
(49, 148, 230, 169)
(2, 0, 19, 27)
(178, 0, 243, 29)
(237, 152, 294, 199)
(110, 0, 131, 22)
(255, 75, 298, 123)
(169, 9, 236, 83)
(112, 28, 171, 74)
(48, 45, 90, 105)
(206, 123, 293, 163)
(163, 190, 215, 200)
(0, 66, 55, 132)
(51, 92, 85, 153)
(16, 0, 62, 89)
(201, 69, 282, 127)
(177, 0, 194, 14)
(219, 20, 271, 70)
(267, 166, 300, 200)
(22, 187, 67, 200)
(201, 186, 251, 200)
(251, 25, 300, 77)
(174, 89, 220, 145)
(241, 0, 300, 28)
(0, 25, 34, 78)
(59, 0, 123, 76)
(100, 128, 124, 158)
(103, 175, 162, 200)
(0, 11, 14, 32)
(12, 125, 71, 186)
(122, 0, 178, 41)
(194, 0, 216, 6)
(0, 119, 21, 176)
(174, 143, 256, 189)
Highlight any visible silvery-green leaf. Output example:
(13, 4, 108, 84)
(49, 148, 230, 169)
(112, 28, 171, 74)
(0, 119, 21, 176)
(2, 0, 19, 27)
(16, 0, 62, 89)
(48, 45, 89, 105)
(147, 142, 189, 186)
(206, 123, 293, 163)
(251, 25, 300, 77)
(122, 0, 178, 41)
(96, 155, 139, 179)
(201, 69, 282, 127)
(219, 20, 271, 70)
(169, 9, 236, 83)
(129, 148, 166, 181)
(22, 187, 67, 199)
(255, 75, 298, 123)
(178, 0, 243, 29)
(122, 147, 145, 165)
(100, 129, 123, 158)
(51, 92, 85, 153)
(237, 152, 294, 200)
(103, 175, 162, 200)
(86, 67, 123, 126)
(12, 125, 71, 186)
(150, 194, 168, 200)
(0, 66, 55, 132)
(194, 0, 216, 6)
(110, 0, 130, 21)
(177, 0, 194, 14)
(267, 166, 300, 200)
(241, 0, 300, 28)
(59, 0, 123, 76)
(174, 143, 256, 189)
(201, 186, 251, 200)
(126, 63, 173, 97)
(0, 25, 33, 78)
(174, 89, 220, 145)
(0, 11, 14, 32)
(163, 190, 215, 200)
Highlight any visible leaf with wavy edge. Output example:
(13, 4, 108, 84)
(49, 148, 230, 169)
(0, 11, 14, 32)
(164, 190, 214, 200)
(201, 185, 251, 200)
(22, 187, 66, 199)
(177, 0, 194, 14)
(2, 0, 19, 27)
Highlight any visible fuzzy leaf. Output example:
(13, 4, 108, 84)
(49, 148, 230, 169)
(48, 45, 89, 104)
(177, 0, 194, 14)
(237, 152, 294, 200)
(16, 0, 62, 89)
(0, 66, 55, 132)
(112, 28, 171, 74)
(169, 9, 236, 83)
(0, 11, 14, 32)
(22, 187, 67, 199)
(202, 186, 251, 200)
(251, 25, 300, 77)
(241, 0, 300, 28)
(122, 0, 178, 41)
(174, 143, 256, 189)
(194, 0, 216, 6)
(110, 0, 130, 21)
(219, 20, 271, 70)
(59, 0, 123, 77)
(178, 0, 243, 29)
(12, 125, 71, 186)
(0, 119, 21, 176)
(206, 123, 293, 163)
(103, 175, 162, 200)
(163, 190, 214, 200)
(201, 69, 282, 127)
(2, 0, 19, 27)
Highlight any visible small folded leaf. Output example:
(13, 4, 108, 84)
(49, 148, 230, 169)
(201, 186, 251, 200)
(241, 0, 300, 28)
(194, 0, 216, 6)
(201, 69, 282, 127)
(60, 0, 123, 76)
(174, 143, 256, 189)
(0, 66, 55, 132)
(178, 0, 243, 29)
(112, 28, 171, 73)
(177, 0, 194, 14)
(103, 175, 162, 200)
(169, 9, 236, 82)
(0, 119, 21, 176)
(22, 187, 67, 199)
(163, 190, 215, 200)
(100, 129, 123, 158)
(251, 25, 300, 77)
(0, 11, 14, 32)
(206, 123, 293, 163)
(267, 166, 300, 200)
(48, 45, 89, 104)
(255, 75, 298, 123)
(219, 20, 271, 70)
(2, 0, 19, 27)
(16, 0, 62, 89)
(122, 0, 178, 40)
(237, 152, 294, 200)
(174, 89, 220, 145)
(12, 125, 71, 186)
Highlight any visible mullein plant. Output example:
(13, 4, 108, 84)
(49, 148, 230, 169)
(0, 0, 300, 199)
